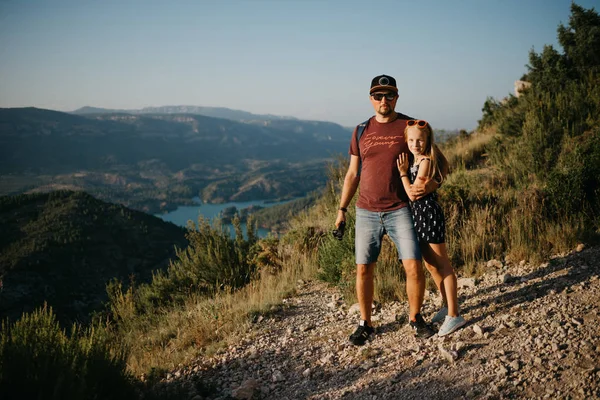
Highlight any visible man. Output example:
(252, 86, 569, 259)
(335, 74, 437, 346)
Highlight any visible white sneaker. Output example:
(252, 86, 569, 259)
(431, 306, 448, 324)
(438, 315, 467, 337)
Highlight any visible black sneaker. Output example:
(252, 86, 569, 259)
(409, 314, 436, 339)
(349, 321, 374, 346)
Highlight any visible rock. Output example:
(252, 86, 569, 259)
(487, 259, 503, 268)
(502, 274, 513, 284)
(272, 370, 285, 382)
(571, 317, 583, 326)
(452, 341, 465, 352)
(320, 353, 334, 364)
(473, 324, 484, 336)
(498, 365, 509, 377)
(438, 344, 459, 363)
(576, 243, 585, 252)
(232, 379, 259, 400)
(510, 360, 520, 371)
(514, 80, 532, 97)
(302, 368, 311, 378)
(248, 348, 259, 359)
(458, 277, 476, 289)
(348, 303, 361, 316)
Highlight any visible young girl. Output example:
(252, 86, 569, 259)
(397, 119, 466, 336)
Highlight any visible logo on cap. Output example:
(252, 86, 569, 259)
(378, 77, 390, 86)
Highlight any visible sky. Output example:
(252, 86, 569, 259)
(0, 0, 597, 130)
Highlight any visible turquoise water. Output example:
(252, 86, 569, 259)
(156, 197, 289, 238)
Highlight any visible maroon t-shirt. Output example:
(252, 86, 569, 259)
(349, 115, 410, 211)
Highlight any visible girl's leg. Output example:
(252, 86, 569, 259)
(422, 257, 447, 306)
(421, 242, 459, 317)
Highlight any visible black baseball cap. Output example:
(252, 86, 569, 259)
(370, 74, 398, 94)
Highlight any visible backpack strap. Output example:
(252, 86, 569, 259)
(354, 118, 370, 176)
(355, 118, 370, 156)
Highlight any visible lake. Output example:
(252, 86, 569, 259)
(156, 197, 290, 238)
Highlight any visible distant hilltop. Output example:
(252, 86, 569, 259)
(71, 105, 298, 123)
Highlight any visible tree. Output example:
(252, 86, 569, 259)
(527, 3, 600, 91)
(558, 3, 600, 77)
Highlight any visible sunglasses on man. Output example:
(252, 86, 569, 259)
(371, 92, 397, 101)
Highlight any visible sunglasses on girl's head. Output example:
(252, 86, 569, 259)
(371, 92, 397, 101)
(407, 119, 429, 128)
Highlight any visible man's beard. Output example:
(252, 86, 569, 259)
(378, 105, 392, 116)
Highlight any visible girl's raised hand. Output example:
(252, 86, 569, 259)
(397, 153, 409, 174)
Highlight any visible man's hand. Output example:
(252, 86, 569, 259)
(335, 210, 346, 229)
(397, 153, 409, 175)
(408, 176, 438, 200)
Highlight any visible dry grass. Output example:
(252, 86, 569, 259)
(441, 129, 497, 171)
(123, 250, 318, 377)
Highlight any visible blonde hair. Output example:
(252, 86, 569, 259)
(404, 122, 449, 183)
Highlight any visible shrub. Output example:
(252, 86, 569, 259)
(0, 305, 135, 400)
(317, 217, 355, 284)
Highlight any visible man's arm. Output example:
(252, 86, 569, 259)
(335, 155, 361, 228)
(409, 148, 448, 200)
(407, 158, 436, 200)
(408, 176, 439, 200)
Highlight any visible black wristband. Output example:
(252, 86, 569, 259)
(339, 207, 347, 212)
(400, 174, 408, 178)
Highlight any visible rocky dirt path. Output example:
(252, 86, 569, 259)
(154, 246, 600, 399)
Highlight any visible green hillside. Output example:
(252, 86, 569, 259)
(446, 2, 600, 263)
(0, 190, 188, 324)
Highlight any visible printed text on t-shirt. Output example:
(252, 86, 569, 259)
(362, 133, 403, 155)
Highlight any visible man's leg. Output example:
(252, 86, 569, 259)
(402, 258, 425, 320)
(350, 208, 381, 345)
(356, 262, 376, 324)
(403, 257, 435, 338)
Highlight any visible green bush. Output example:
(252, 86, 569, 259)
(106, 214, 260, 323)
(546, 127, 600, 219)
(0, 305, 135, 400)
(317, 217, 355, 284)
(157, 214, 258, 295)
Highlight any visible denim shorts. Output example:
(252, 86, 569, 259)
(355, 206, 421, 264)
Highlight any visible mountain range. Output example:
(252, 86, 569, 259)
(0, 106, 352, 212)
(72, 105, 300, 123)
